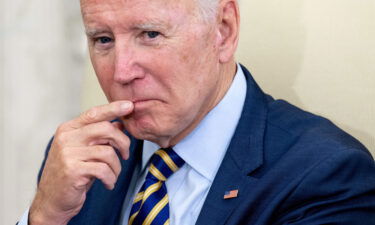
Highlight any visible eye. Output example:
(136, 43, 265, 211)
(96, 36, 113, 44)
(145, 31, 160, 39)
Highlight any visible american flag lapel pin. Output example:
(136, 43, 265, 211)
(224, 189, 239, 199)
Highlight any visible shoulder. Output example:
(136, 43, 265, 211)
(265, 97, 371, 158)
(242, 98, 375, 224)
(246, 96, 374, 180)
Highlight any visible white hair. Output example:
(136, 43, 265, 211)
(196, 0, 220, 22)
(196, 0, 240, 22)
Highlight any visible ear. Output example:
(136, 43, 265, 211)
(216, 0, 240, 63)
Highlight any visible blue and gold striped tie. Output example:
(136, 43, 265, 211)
(129, 148, 185, 225)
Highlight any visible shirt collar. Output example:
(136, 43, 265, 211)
(142, 64, 247, 181)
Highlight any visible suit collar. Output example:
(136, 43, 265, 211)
(195, 65, 268, 225)
(227, 64, 267, 175)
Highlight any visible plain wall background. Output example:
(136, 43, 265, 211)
(1, 0, 374, 224)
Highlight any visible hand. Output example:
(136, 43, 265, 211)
(29, 101, 134, 225)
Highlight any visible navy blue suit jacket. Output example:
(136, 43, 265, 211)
(38, 65, 375, 224)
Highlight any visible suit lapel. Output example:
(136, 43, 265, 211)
(196, 65, 268, 225)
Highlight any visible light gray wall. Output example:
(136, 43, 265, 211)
(0, 0, 86, 223)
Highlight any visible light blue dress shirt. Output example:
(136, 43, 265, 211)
(120, 64, 247, 225)
(19, 64, 246, 225)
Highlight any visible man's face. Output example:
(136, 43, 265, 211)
(81, 0, 224, 147)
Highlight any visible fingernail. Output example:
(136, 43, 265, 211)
(120, 102, 132, 111)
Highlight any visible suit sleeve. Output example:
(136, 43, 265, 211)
(36, 137, 54, 183)
(16, 137, 54, 225)
(275, 148, 375, 225)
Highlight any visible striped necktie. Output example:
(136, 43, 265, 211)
(129, 148, 185, 225)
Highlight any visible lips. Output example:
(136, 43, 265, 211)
(120, 100, 152, 120)
(133, 99, 151, 104)
(132, 97, 163, 104)
(132, 99, 158, 109)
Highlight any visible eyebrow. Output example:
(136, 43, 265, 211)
(86, 28, 112, 37)
(84, 20, 171, 37)
(133, 23, 166, 30)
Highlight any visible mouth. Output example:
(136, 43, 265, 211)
(133, 99, 154, 105)
(120, 99, 156, 121)
(132, 98, 162, 111)
(133, 99, 151, 103)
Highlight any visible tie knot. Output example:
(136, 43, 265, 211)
(146, 148, 185, 182)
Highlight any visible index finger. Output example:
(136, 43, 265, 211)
(66, 101, 134, 130)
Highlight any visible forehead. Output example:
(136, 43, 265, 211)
(80, 0, 197, 21)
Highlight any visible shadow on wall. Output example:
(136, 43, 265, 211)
(236, 1, 375, 153)
(236, 0, 306, 107)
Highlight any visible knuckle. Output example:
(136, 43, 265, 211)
(56, 123, 68, 133)
(94, 163, 116, 189)
(82, 107, 98, 122)
(97, 147, 113, 161)
(101, 121, 115, 133)
(117, 137, 130, 153)
(122, 136, 130, 147)
(98, 145, 113, 152)
(61, 160, 75, 177)
(55, 131, 68, 144)
(109, 104, 118, 115)
(59, 147, 71, 160)
(116, 166, 122, 177)
(103, 147, 115, 159)
(96, 163, 109, 179)
(71, 169, 90, 189)
(109, 173, 116, 184)
(105, 170, 116, 184)
(114, 161, 122, 176)
(72, 177, 90, 190)
(53, 134, 67, 151)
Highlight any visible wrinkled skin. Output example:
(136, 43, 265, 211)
(29, 0, 239, 224)
(83, 0, 237, 147)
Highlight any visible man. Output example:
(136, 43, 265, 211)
(19, 0, 375, 224)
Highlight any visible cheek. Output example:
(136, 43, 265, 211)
(91, 55, 115, 99)
(179, 30, 218, 74)
(174, 37, 220, 108)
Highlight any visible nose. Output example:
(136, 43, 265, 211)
(113, 42, 145, 84)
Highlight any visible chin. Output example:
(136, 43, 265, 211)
(123, 116, 171, 145)
(122, 108, 191, 147)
